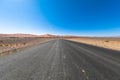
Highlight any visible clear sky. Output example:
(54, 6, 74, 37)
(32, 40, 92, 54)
(0, 0, 120, 36)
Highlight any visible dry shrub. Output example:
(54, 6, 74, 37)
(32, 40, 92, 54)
(23, 42, 26, 45)
(105, 40, 109, 42)
(5, 44, 9, 46)
(0, 40, 3, 43)
(0, 44, 3, 46)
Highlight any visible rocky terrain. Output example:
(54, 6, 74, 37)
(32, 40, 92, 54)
(0, 34, 53, 56)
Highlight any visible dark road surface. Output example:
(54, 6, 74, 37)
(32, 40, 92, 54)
(0, 39, 120, 80)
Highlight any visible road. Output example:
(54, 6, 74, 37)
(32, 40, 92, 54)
(0, 39, 120, 80)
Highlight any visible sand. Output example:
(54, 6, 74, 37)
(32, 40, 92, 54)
(66, 37, 120, 51)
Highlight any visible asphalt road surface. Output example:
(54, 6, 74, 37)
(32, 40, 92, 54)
(0, 39, 120, 80)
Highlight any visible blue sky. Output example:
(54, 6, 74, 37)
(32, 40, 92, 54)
(0, 0, 120, 36)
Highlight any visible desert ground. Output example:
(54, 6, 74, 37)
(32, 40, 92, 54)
(0, 34, 120, 80)
(66, 37, 120, 51)
(0, 37, 53, 56)
(0, 34, 120, 56)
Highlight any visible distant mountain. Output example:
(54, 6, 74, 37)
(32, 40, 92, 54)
(0, 34, 38, 37)
(39, 34, 58, 37)
(0, 33, 81, 38)
(39, 34, 81, 38)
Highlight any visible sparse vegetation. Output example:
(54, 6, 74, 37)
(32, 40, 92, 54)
(0, 44, 3, 46)
(105, 40, 109, 42)
(23, 42, 26, 45)
(0, 37, 53, 56)
(0, 40, 3, 43)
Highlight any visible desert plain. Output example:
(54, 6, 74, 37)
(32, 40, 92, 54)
(0, 34, 120, 56)
(0, 34, 120, 80)
(66, 37, 120, 51)
(0, 34, 54, 56)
